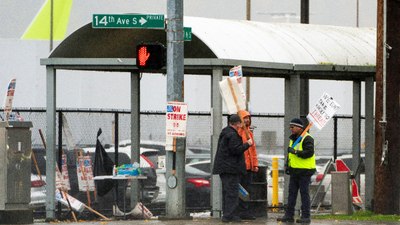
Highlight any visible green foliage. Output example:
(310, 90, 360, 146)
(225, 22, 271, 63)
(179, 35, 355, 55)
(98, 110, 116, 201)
(313, 211, 400, 222)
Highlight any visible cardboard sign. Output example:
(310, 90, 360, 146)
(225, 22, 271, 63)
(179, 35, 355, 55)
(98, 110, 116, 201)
(307, 92, 341, 130)
(3, 78, 16, 121)
(55, 189, 85, 212)
(219, 76, 246, 114)
(76, 155, 95, 191)
(56, 154, 71, 191)
(166, 101, 188, 137)
(229, 65, 243, 83)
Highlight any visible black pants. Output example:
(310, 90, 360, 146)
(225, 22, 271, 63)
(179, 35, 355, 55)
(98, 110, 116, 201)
(238, 171, 252, 216)
(220, 173, 240, 219)
(285, 173, 312, 219)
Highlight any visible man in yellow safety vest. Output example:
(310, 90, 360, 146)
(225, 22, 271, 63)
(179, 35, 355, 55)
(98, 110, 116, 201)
(277, 118, 316, 224)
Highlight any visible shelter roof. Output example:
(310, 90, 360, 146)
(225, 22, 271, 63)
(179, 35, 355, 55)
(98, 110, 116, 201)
(185, 17, 376, 66)
(44, 16, 376, 80)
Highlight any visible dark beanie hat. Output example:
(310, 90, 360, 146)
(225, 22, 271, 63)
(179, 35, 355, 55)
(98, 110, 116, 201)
(229, 114, 241, 124)
(290, 118, 304, 128)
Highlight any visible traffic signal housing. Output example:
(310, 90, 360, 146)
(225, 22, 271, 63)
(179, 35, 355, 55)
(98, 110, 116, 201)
(136, 43, 166, 71)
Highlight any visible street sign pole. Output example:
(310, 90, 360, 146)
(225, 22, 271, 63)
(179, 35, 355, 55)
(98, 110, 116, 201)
(165, 0, 187, 219)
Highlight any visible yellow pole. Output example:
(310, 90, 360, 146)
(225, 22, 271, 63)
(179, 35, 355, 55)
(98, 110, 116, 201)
(272, 157, 279, 210)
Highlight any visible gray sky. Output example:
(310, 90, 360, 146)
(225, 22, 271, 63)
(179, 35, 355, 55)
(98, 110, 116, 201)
(1, 0, 377, 39)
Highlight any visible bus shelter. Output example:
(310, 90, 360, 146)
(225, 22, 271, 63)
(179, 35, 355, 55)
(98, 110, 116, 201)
(41, 16, 376, 219)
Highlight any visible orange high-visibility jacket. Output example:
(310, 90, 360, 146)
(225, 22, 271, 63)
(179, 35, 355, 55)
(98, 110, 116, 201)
(238, 110, 259, 171)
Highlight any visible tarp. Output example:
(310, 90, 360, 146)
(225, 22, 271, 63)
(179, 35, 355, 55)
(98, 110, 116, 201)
(93, 128, 114, 196)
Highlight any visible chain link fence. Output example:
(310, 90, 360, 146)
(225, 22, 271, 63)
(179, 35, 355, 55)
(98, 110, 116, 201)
(11, 108, 364, 157)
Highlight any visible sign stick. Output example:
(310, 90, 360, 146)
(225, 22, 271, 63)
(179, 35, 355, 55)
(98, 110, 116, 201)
(60, 189, 77, 222)
(83, 204, 110, 220)
(31, 148, 43, 182)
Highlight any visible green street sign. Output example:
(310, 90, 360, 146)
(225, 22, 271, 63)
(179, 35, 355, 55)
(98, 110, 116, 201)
(92, 14, 165, 29)
(184, 27, 192, 41)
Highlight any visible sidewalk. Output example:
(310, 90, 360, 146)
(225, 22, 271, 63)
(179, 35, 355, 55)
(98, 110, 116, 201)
(32, 212, 396, 225)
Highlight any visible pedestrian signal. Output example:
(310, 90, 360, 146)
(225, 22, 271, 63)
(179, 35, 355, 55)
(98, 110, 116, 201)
(136, 43, 166, 71)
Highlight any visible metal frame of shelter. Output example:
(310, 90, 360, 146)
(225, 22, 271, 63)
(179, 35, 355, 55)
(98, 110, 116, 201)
(41, 17, 376, 219)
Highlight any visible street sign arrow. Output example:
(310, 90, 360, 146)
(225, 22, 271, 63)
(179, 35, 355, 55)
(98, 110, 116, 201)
(139, 17, 147, 25)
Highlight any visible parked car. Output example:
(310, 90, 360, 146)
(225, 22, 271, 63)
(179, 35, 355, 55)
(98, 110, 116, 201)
(151, 160, 211, 211)
(185, 160, 211, 209)
(30, 173, 46, 208)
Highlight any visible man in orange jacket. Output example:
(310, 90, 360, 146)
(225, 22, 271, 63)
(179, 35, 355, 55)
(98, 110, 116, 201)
(237, 110, 259, 220)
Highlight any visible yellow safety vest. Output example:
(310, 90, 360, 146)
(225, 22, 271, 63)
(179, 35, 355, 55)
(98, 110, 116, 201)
(288, 133, 316, 169)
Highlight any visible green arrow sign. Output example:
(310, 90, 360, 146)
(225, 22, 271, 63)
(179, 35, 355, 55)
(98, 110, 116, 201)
(92, 14, 165, 29)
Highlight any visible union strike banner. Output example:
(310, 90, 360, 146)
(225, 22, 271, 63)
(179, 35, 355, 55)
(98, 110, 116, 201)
(166, 101, 188, 137)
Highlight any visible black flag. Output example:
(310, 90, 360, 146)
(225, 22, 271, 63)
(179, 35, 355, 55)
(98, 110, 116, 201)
(93, 128, 114, 196)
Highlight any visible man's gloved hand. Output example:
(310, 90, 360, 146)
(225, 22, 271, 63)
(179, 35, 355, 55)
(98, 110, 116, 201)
(287, 147, 297, 155)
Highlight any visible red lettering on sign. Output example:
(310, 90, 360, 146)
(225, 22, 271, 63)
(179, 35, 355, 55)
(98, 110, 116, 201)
(173, 106, 181, 112)
(167, 113, 186, 120)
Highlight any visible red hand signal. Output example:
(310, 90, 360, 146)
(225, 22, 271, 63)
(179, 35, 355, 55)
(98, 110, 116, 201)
(138, 46, 151, 66)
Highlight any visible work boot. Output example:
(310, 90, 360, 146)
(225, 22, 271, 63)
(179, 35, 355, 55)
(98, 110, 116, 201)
(276, 215, 294, 223)
(296, 218, 311, 224)
(222, 216, 242, 223)
(239, 214, 256, 220)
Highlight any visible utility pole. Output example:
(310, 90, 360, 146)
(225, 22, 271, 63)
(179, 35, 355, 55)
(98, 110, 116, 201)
(374, 0, 400, 214)
(300, 0, 309, 118)
(300, 0, 309, 24)
(245, 0, 251, 110)
(165, 0, 187, 218)
(356, 0, 359, 27)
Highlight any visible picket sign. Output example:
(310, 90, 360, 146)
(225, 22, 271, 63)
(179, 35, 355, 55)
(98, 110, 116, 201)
(307, 92, 341, 130)
(229, 65, 246, 102)
(166, 101, 188, 138)
(219, 76, 246, 115)
(113, 202, 153, 219)
(55, 189, 110, 220)
(229, 65, 243, 79)
(62, 113, 95, 192)
(76, 155, 96, 191)
(55, 189, 85, 212)
(3, 78, 16, 121)
(55, 155, 71, 191)
(62, 113, 95, 208)
(292, 92, 341, 148)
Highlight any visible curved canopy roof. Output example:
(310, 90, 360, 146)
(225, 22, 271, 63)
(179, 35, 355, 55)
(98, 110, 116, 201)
(46, 16, 376, 80)
(185, 17, 376, 66)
